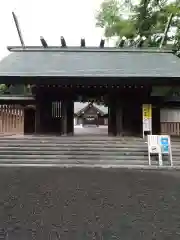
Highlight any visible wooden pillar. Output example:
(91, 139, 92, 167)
(35, 101, 41, 134)
(2, 106, 4, 133)
(61, 98, 74, 135)
(9, 105, 12, 133)
(16, 106, 19, 133)
(42, 100, 52, 134)
(11, 106, 14, 133)
(108, 97, 117, 136)
(152, 104, 161, 135)
(0, 105, 2, 133)
(20, 107, 24, 134)
(46, 101, 53, 133)
(67, 100, 74, 135)
(4, 106, 8, 133)
(6, 106, 10, 133)
(116, 100, 123, 136)
(35, 98, 49, 134)
(108, 96, 124, 136)
(61, 101, 67, 135)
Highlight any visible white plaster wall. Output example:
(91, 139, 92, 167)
(160, 108, 180, 123)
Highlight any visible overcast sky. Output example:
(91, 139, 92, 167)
(0, 0, 104, 60)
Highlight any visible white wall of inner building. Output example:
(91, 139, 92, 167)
(160, 108, 180, 136)
(160, 108, 180, 122)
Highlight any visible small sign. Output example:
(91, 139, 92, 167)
(143, 104, 152, 119)
(149, 145, 160, 154)
(142, 104, 152, 135)
(159, 136, 170, 154)
(147, 135, 160, 154)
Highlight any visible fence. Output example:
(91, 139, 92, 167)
(161, 122, 180, 136)
(160, 108, 180, 136)
(0, 105, 24, 135)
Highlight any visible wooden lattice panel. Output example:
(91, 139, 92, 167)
(0, 104, 24, 134)
(161, 122, 180, 136)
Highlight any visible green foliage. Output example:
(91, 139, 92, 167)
(105, 19, 136, 38)
(96, 0, 135, 38)
(96, 0, 180, 45)
(0, 84, 8, 94)
(96, 0, 121, 29)
(135, 0, 180, 37)
(0, 84, 32, 95)
(133, 0, 168, 36)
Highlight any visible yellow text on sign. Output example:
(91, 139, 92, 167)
(143, 104, 152, 119)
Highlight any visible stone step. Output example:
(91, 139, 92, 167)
(171, 161, 180, 166)
(0, 139, 147, 142)
(2, 138, 179, 144)
(0, 137, 145, 141)
(0, 150, 148, 156)
(0, 159, 149, 165)
(171, 149, 180, 152)
(2, 144, 180, 151)
(170, 157, 180, 161)
(6, 150, 180, 157)
(0, 143, 147, 148)
(0, 147, 148, 152)
(6, 143, 180, 150)
(0, 154, 149, 160)
(0, 136, 178, 167)
(0, 139, 145, 143)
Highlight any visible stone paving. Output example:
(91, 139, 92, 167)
(74, 125, 108, 135)
(2, 126, 108, 138)
(0, 167, 180, 239)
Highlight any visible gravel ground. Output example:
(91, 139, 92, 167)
(0, 167, 180, 239)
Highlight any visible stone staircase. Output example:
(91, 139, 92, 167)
(170, 139, 180, 167)
(0, 135, 178, 168)
(0, 136, 150, 167)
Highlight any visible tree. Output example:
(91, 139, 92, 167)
(96, 0, 180, 46)
(0, 84, 32, 95)
(96, 0, 136, 38)
(134, 0, 180, 37)
(0, 84, 8, 94)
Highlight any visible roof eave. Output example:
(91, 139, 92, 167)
(7, 46, 174, 53)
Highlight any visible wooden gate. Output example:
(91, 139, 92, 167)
(0, 105, 24, 135)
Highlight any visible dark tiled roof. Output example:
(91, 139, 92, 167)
(0, 49, 180, 77)
(74, 102, 108, 115)
(74, 102, 87, 113)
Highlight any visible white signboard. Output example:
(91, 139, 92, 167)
(147, 135, 173, 166)
(143, 118, 152, 131)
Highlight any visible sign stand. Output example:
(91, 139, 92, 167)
(159, 135, 173, 167)
(147, 135, 173, 166)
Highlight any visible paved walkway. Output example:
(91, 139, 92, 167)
(74, 125, 108, 135)
(0, 167, 179, 239)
